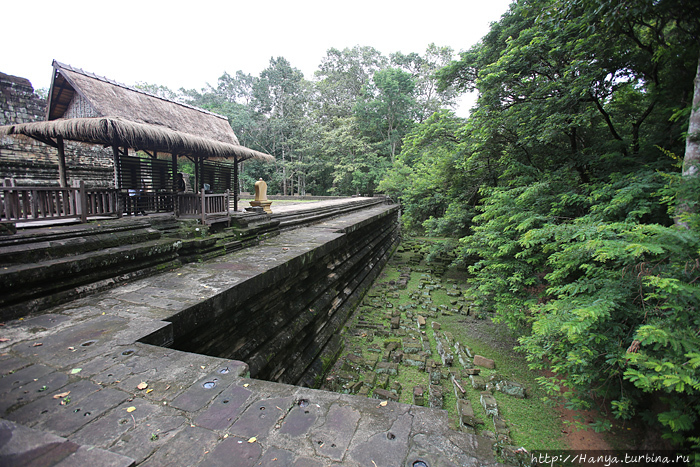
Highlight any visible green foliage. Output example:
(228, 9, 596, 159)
(177, 45, 455, 197)
(378, 110, 474, 235)
(354, 68, 418, 161)
(422, 0, 700, 450)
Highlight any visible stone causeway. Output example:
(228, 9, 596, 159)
(0, 200, 505, 466)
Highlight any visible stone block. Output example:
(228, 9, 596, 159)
(375, 362, 398, 376)
(376, 374, 390, 389)
(493, 415, 509, 434)
(0, 221, 17, 236)
(428, 384, 443, 409)
(362, 371, 377, 387)
(338, 371, 358, 385)
(431, 321, 441, 332)
(343, 354, 364, 373)
(425, 359, 438, 372)
(390, 316, 400, 329)
(384, 341, 400, 350)
(457, 399, 484, 428)
(364, 354, 379, 370)
(442, 331, 454, 345)
(403, 354, 426, 370)
(473, 355, 495, 369)
(390, 350, 403, 364)
(463, 368, 481, 376)
(486, 375, 527, 399)
(343, 380, 364, 394)
(373, 388, 399, 402)
(498, 445, 529, 467)
(382, 348, 393, 363)
(416, 315, 426, 328)
(469, 375, 486, 390)
(436, 338, 454, 366)
(480, 392, 499, 418)
(402, 340, 422, 354)
(454, 344, 470, 368)
(412, 386, 424, 406)
(455, 342, 473, 359)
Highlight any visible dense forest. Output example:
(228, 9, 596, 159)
(139, 43, 459, 196)
(144, 0, 700, 450)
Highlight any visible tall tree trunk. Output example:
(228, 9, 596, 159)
(677, 53, 700, 228)
(683, 53, 700, 179)
(282, 147, 287, 196)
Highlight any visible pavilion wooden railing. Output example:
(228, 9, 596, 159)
(121, 191, 174, 216)
(177, 191, 230, 225)
(1, 181, 119, 224)
(1, 181, 231, 226)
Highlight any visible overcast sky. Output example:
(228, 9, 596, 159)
(3, 0, 512, 116)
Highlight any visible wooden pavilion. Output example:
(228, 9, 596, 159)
(0, 61, 273, 224)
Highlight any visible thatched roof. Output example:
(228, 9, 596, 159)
(48, 60, 240, 146)
(0, 117, 274, 163)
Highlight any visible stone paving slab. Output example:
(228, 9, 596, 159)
(0, 418, 134, 467)
(0, 203, 505, 466)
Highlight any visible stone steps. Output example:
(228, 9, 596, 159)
(0, 219, 160, 265)
(0, 238, 181, 319)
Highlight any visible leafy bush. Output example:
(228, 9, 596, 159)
(464, 169, 700, 449)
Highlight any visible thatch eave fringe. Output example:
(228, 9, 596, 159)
(0, 117, 274, 163)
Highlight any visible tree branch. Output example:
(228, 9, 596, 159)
(590, 93, 628, 157)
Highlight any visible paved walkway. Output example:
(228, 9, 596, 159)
(0, 203, 502, 466)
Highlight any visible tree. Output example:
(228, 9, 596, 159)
(425, 0, 700, 449)
(314, 46, 388, 120)
(253, 57, 309, 195)
(379, 109, 473, 235)
(134, 82, 184, 102)
(355, 68, 417, 161)
(392, 44, 459, 122)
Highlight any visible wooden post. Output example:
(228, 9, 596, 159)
(57, 136, 67, 188)
(194, 157, 200, 195)
(233, 156, 239, 212)
(3, 179, 12, 221)
(112, 145, 121, 189)
(172, 152, 178, 216)
(201, 189, 206, 225)
(79, 180, 88, 223)
(112, 145, 122, 215)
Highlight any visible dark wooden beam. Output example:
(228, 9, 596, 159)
(172, 152, 178, 216)
(112, 145, 122, 189)
(233, 156, 239, 212)
(194, 157, 200, 194)
(57, 136, 67, 187)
